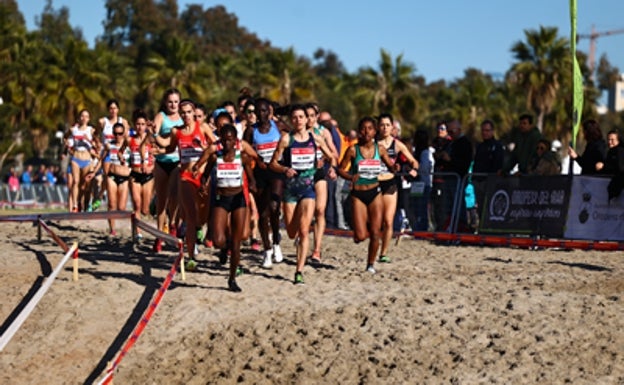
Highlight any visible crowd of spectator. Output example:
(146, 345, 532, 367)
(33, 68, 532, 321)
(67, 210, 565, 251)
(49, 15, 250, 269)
(3, 164, 67, 192)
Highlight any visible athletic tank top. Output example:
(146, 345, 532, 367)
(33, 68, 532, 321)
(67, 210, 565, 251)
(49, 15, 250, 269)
(353, 143, 382, 186)
(129, 136, 153, 167)
(312, 125, 326, 161)
(69, 126, 94, 152)
(379, 138, 397, 175)
(252, 120, 281, 164)
(215, 145, 244, 188)
(177, 121, 207, 165)
(284, 132, 317, 179)
(102, 116, 123, 146)
(108, 142, 130, 166)
(155, 111, 183, 163)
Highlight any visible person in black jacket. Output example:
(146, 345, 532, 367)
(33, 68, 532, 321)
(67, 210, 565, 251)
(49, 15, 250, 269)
(436, 119, 473, 231)
(473, 119, 504, 174)
(568, 119, 606, 175)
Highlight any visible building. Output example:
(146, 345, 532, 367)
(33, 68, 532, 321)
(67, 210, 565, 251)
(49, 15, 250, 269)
(607, 74, 624, 112)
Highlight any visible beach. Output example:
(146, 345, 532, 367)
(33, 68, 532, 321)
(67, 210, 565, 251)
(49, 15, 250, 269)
(0, 218, 622, 384)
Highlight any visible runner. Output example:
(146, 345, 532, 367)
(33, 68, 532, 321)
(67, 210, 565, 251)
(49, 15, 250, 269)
(305, 103, 338, 264)
(269, 104, 336, 284)
(96, 99, 130, 211)
(376, 113, 419, 263)
(337, 116, 397, 273)
(128, 109, 155, 241)
(101, 122, 131, 235)
(157, 99, 214, 268)
(145, 88, 183, 252)
(195, 124, 256, 292)
(66, 109, 98, 212)
(243, 98, 290, 269)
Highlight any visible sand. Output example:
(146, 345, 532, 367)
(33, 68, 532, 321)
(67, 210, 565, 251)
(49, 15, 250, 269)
(0, 217, 623, 385)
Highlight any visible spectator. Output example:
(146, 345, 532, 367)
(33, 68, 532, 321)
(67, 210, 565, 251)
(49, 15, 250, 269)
(7, 167, 20, 192)
(21, 165, 33, 187)
(411, 129, 434, 231)
(45, 165, 57, 186)
(602, 130, 624, 200)
(501, 114, 542, 175)
(473, 119, 504, 174)
(34, 164, 47, 183)
(527, 139, 561, 176)
(430, 122, 452, 230)
(568, 119, 606, 175)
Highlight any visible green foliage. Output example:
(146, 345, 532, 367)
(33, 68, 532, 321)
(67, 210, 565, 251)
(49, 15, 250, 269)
(1, 0, 620, 168)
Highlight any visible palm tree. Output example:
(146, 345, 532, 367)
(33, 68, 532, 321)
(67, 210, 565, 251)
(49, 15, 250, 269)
(354, 49, 421, 133)
(510, 26, 570, 132)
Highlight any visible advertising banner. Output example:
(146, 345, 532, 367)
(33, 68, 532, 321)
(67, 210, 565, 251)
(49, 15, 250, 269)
(479, 175, 571, 237)
(564, 176, 624, 241)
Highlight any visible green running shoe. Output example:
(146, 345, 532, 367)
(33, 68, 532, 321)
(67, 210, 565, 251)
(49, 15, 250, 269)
(185, 259, 198, 271)
(294, 272, 304, 285)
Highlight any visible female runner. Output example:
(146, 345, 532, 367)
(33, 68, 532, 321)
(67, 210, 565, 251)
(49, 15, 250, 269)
(129, 109, 155, 240)
(196, 124, 256, 292)
(337, 117, 397, 274)
(376, 113, 418, 262)
(270, 104, 336, 285)
(159, 99, 215, 268)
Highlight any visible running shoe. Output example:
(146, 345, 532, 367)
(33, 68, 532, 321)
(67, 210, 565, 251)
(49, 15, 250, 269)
(92, 199, 102, 211)
(204, 239, 214, 248)
(273, 244, 283, 263)
(310, 250, 322, 264)
(153, 238, 162, 252)
(194, 244, 199, 256)
(236, 266, 244, 276)
(366, 264, 376, 274)
(196, 229, 205, 244)
(185, 259, 198, 271)
(262, 249, 274, 268)
(251, 238, 261, 252)
(228, 279, 242, 292)
(378, 255, 391, 263)
(294, 272, 304, 285)
(135, 233, 143, 242)
(218, 248, 228, 265)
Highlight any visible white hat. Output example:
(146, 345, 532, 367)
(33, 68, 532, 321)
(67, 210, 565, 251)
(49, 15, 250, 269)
(551, 139, 562, 150)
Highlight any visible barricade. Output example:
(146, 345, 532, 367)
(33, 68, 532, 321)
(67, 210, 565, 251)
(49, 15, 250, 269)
(0, 242, 79, 351)
(0, 210, 185, 384)
(0, 182, 68, 209)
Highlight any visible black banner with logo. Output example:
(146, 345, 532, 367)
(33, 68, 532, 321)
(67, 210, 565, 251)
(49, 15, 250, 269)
(479, 175, 572, 237)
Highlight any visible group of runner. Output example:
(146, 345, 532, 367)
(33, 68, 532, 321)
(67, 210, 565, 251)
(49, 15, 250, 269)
(63, 88, 419, 291)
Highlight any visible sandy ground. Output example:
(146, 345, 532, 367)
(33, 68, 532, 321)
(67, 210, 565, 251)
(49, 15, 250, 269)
(0, 216, 623, 385)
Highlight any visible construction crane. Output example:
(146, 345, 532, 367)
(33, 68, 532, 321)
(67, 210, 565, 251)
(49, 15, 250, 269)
(577, 25, 624, 81)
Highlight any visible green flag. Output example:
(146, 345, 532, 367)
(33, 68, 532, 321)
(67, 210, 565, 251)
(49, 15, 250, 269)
(570, 0, 583, 149)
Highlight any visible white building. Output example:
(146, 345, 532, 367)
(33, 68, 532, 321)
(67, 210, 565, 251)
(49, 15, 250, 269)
(607, 74, 624, 112)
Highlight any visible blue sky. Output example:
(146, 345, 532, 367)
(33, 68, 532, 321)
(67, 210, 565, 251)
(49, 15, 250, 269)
(17, 0, 624, 83)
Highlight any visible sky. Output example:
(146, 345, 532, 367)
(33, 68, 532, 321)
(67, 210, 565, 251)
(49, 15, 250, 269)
(16, 0, 624, 83)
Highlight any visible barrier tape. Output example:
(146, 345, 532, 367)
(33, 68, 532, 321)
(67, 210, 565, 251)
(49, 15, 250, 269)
(406, 231, 624, 251)
(0, 242, 78, 351)
(324, 227, 624, 251)
(37, 219, 69, 252)
(134, 218, 182, 248)
(0, 210, 132, 222)
(97, 244, 184, 385)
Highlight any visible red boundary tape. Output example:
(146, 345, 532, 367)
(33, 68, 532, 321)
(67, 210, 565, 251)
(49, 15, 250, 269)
(324, 227, 624, 251)
(98, 245, 184, 385)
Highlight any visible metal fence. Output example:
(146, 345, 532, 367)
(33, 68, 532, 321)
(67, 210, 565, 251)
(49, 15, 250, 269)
(0, 183, 68, 209)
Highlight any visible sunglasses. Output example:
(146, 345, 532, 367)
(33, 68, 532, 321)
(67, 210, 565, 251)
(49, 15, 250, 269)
(113, 131, 124, 136)
(246, 109, 256, 114)
(536, 145, 547, 151)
